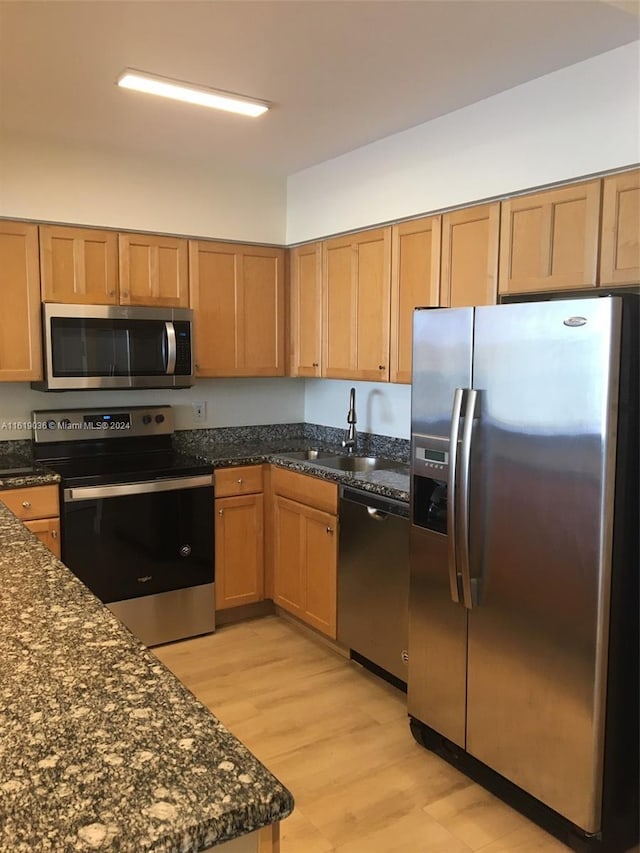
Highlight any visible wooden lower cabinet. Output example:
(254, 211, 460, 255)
(24, 518, 61, 558)
(0, 484, 61, 558)
(214, 466, 265, 611)
(273, 493, 338, 639)
(215, 493, 264, 610)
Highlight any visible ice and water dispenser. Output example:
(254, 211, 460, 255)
(411, 436, 450, 535)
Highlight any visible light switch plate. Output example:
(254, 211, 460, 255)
(192, 401, 206, 424)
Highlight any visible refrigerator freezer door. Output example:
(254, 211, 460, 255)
(408, 307, 473, 747)
(467, 298, 621, 832)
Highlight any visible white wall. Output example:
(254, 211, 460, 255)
(286, 42, 640, 243)
(0, 379, 305, 441)
(304, 379, 411, 439)
(0, 134, 287, 244)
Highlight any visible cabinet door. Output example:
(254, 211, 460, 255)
(600, 169, 640, 286)
(499, 181, 601, 295)
(40, 225, 118, 304)
(24, 518, 61, 558)
(215, 494, 264, 610)
(119, 232, 189, 307)
(273, 494, 306, 621)
(390, 216, 441, 384)
(0, 221, 42, 381)
(441, 203, 499, 308)
(273, 494, 337, 639)
(303, 505, 338, 638)
(323, 227, 391, 381)
(190, 241, 285, 377)
(239, 245, 285, 376)
(289, 242, 322, 377)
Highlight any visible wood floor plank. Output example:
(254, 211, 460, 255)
(154, 616, 571, 852)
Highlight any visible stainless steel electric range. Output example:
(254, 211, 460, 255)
(33, 406, 215, 646)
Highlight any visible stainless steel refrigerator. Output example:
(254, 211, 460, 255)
(408, 296, 638, 852)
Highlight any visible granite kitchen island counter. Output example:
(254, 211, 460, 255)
(0, 503, 293, 852)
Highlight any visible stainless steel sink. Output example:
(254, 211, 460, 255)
(316, 455, 403, 473)
(279, 449, 334, 461)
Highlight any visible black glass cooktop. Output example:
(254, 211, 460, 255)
(40, 450, 212, 488)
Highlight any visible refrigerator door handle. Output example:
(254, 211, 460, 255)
(447, 388, 464, 603)
(459, 389, 479, 609)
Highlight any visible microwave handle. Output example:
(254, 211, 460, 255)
(165, 322, 177, 375)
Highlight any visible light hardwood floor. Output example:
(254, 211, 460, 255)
(154, 616, 572, 853)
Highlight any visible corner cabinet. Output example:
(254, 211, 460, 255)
(441, 203, 500, 307)
(322, 227, 391, 381)
(289, 242, 323, 377)
(40, 225, 119, 304)
(498, 180, 601, 295)
(190, 241, 285, 377)
(600, 169, 640, 286)
(0, 221, 42, 381)
(271, 467, 338, 639)
(214, 466, 265, 611)
(390, 216, 441, 384)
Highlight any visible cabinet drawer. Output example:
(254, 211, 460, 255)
(215, 465, 264, 497)
(270, 466, 338, 515)
(0, 485, 59, 520)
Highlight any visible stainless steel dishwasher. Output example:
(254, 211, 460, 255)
(337, 486, 410, 685)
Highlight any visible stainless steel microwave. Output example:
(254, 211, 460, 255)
(32, 303, 194, 391)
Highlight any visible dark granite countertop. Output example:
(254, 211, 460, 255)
(0, 502, 293, 852)
(173, 429, 410, 503)
(0, 464, 60, 491)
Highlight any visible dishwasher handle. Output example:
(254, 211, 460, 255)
(366, 506, 388, 522)
(340, 486, 409, 519)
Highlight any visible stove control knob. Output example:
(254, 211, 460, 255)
(142, 415, 152, 425)
(179, 544, 192, 557)
(155, 414, 165, 424)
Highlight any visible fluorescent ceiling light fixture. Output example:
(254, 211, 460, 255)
(116, 69, 270, 117)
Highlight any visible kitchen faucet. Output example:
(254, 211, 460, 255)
(341, 387, 357, 454)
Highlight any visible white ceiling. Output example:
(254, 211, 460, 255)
(1, 1, 638, 177)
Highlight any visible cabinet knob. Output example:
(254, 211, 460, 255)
(51, 529, 58, 539)
(312, 362, 319, 368)
(237, 478, 243, 485)
(218, 508, 224, 516)
(122, 291, 129, 298)
(22, 501, 31, 509)
(326, 526, 334, 534)
(109, 290, 116, 297)
(378, 364, 386, 370)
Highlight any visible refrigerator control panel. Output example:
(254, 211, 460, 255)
(415, 446, 449, 472)
(412, 438, 450, 477)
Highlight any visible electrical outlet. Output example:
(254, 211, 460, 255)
(192, 401, 206, 424)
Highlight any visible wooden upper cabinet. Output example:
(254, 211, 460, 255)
(119, 232, 189, 307)
(390, 216, 441, 384)
(600, 169, 640, 286)
(40, 225, 118, 304)
(0, 221, 42, 381)
(189, 241, 285, 377)
(289, 242, 322, 377)
(441, 203, 499, 308)
(499, 181, 601, 295)
(323, 227, 391, 381)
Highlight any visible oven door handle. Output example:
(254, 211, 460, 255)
(64, 474, 213, 502)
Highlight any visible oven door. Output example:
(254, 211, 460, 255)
(62, 475, 214, 603)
